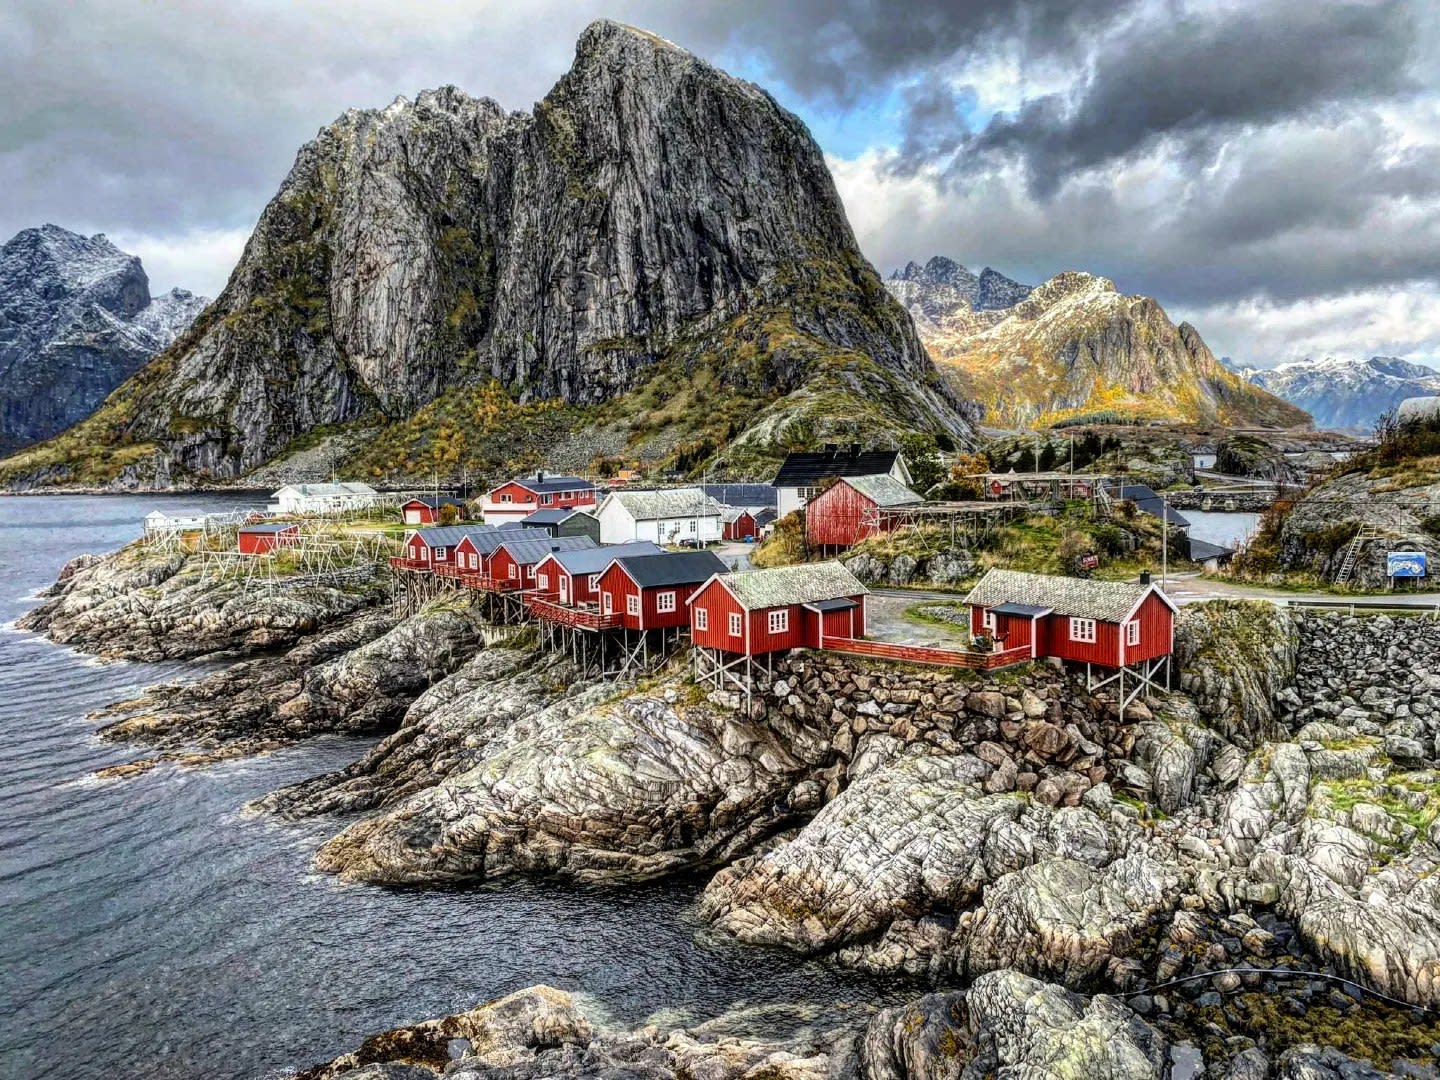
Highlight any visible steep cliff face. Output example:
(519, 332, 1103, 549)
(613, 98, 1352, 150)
(905, 269, 1309, 429)
(4, 22, 969, 488)
(0, 226, 206, 453)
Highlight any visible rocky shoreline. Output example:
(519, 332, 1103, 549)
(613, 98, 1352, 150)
(26, 545, 1440, 1078)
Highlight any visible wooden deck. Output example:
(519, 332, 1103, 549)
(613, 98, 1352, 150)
(524, 595, 620, 630)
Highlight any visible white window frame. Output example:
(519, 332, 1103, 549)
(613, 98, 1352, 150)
(507, 563, 518, 580)
(768, 609, 789, 634)
(587, 574, 600, 591)
(500, 493, 513, 503)
(627, 594, 640, 616)
(1126, 620, 1140, 646)
(728, 612, 743, 637)
(695, 607, 709, 631)
(982, 609, 996, 632)
(537, 572, 550, 591)
(1069, 617, 1097, 643)
(436, 546, 447, 560)
(656, 591, 677, 613)
(542, 493, 553, 504)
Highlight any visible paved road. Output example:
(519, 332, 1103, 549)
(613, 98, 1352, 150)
(871, 579, 1440, 611)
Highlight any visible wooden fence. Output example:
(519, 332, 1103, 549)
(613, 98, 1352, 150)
(819, 637, 1033, 670)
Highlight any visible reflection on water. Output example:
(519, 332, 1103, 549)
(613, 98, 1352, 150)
(0, 495, 893, 1080)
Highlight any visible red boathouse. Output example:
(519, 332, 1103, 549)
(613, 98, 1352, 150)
(688, 561, 868, 656)
(400, 497, 469, 525)
(237, 522, 300, 555)
(804, 474, 923, 552)
(488, 535, 596, 590)
(531, 541, 663, 606)
(597, 551, 728, 632)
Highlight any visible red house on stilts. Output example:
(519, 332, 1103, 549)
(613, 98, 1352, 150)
(963, 568, 1176, 707)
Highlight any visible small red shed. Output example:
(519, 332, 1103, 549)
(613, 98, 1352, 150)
(401, 497, 469, 525)
(688, 561, 868, 656)
(962, 568, 1176, 669)
(805, 474, 923, 551)
(531, 541, 663, 605)
(237, 522, 300, 555)
(488, 535, 596, 590)
(598, 551, 728, 631)
(721, 507, 760, 541)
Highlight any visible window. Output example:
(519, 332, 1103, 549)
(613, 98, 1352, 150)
(436, 546, 447, 560)
(687, 520, 696, 532)
(768, 609, 789, 634)
(587, 574, 600, 591)
(982, 609, 996, 632)
(508, 563, 518, 580)
(542, 493, 553, 504)
(1126, 620, 1140, 646)
(419, 546, 430, 562)
(627, 594, 640, 616)
(656, 591, 677, 613)
(695, 607, 709, 631)
(1069, 617, 1097, 643)
(728, 612, 743, 636)
(500, 493, 513, 503)
(537, 572, 549, 591)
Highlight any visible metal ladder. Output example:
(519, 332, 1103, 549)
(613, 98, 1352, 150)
(1334, 523, 1385, 584)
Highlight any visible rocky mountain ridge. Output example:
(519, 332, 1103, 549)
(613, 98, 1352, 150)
(2, 21, 970, 490)
(1240, 355, 1440, 431)
(893, 263, 1310, 430)
(0, 225, 206, 453)
(885, 255, 1032, 329)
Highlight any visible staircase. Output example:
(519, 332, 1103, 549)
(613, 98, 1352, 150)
(1334, 523, 1386, 585)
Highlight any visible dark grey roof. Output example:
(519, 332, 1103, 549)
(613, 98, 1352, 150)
(504, 473, 595, 495)
(772, 449, 901, 487)
(964, 568, 1173, 623)
(1106, 483, 1191, 528)
(404, 496, 466, 509)
(701, 483, 778, 508)
(521, 508, 590, 525)
(1188, 537, 1235, 562)
(805, 597, 860, 613)
(495, 535, 596, 566)
(613, 550, 728, 588)
(753, 508, 778, 526)
(240, 522, 299, 534)
(546, 541, 664, 575)
(992, 602, 1053, 617)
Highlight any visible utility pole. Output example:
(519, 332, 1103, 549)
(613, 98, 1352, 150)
(1161, 493, 1169, 588)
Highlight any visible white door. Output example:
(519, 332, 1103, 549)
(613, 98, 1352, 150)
(602, 592, 613, 614)
(560, 576, 570, 602)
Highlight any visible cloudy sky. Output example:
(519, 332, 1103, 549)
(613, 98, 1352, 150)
(5, 0, 1438, 367)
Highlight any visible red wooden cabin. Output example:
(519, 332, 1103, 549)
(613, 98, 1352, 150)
(449, 525, 544, 574)
(237, 522, 300, 555)
(400, 497, 468, 525)
(720, 508, 759, 541)
(597, 551, 728, 631)
(962, 568, 1176, 668)
(488, 535, 596, 590)
(480, 472, 598, 525)
(688, 562, 868, 656)
(531, 541, 663, 606)
(402, 525, 537, 570)
(805, 474, 922, 551)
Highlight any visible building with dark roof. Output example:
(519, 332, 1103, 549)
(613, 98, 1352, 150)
(520, 507, 602, 543)
(481, 472, 598, 524)
(772, 446, 910, 518)
(598, 550, 728, 632)
(1106, 483, 1191, 528)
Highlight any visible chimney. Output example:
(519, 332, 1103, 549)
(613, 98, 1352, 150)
(848, 442, 861, 457)
(822, 442, 838, 455)
(537, 470, 546, 483)
(1139, 571, 1152, 586)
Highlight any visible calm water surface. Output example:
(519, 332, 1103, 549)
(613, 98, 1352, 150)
(0, 495, 891, 1080)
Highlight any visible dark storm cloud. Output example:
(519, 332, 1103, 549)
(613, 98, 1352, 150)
(955, 0, 1419, 194)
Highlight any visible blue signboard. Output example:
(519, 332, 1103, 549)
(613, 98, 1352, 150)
(1388, 551, 1428, 578)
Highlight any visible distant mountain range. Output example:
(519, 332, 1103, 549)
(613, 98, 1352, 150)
(887, 260, 1308, 430)
(0, 225, 207, 454)
(1235, 356, 1440, 432)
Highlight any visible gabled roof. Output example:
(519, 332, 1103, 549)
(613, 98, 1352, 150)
(271, 482, 377, 498)
(1106, 483, 1191, 528)
(494, 473, 595, 495)
(603, 488, 721, 520)
(521, 508, 592, 525)
(494, 535, 596, 566)
(542, 541, 664, 576)
(239, 522, 300, 534)
(706, 561, 868, 610)
(1188, 537, 1235, 562)
(753, 508, 778, 526)
(772, 449, 902, 487)
(611, 550, 728, 588)
(415, 524, 537, 550)
(720, 506, 756, 524)
(963, 568, 1176, 624)
(701, 483, 778, 508)
(403, 496, 466, 509)
(836, 473, 923, 507)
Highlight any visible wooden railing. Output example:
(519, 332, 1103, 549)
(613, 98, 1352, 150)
(525, 595, 620, 630)
(389, 556, 431, 572)
(819, 638, 1033, 670)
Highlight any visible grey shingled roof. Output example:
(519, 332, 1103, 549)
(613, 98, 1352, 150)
(607, 488, 721, 520)
(495, 535, 596, 566)
(717, 561, 868, 610)
(840, 474, 922, 507)
(412, 524, 528, 548)
(963, 568, 1169, 623)
(546, 541, 664, 575)
(1106, 483, 1191, 528)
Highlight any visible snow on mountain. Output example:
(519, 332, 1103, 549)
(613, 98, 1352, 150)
(1241, 355, 1440, 431)
(0, 225, 208, 452)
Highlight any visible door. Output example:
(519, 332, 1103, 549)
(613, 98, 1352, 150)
(602, 592, 613, 615)
(560, 576, 570, 603)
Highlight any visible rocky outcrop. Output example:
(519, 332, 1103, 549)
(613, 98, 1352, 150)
(842, 548, 975, 587)
(1216, 434, 1302, 483)
(16, 545, 386, 661)
(1173, 601, 1298, 748)
(4, 22, 971, 489)
(0, 225, 206, 454)
(905, 269, 1309, 429)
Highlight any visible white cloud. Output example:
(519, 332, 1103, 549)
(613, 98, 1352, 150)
(107, 226, 253, 298)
